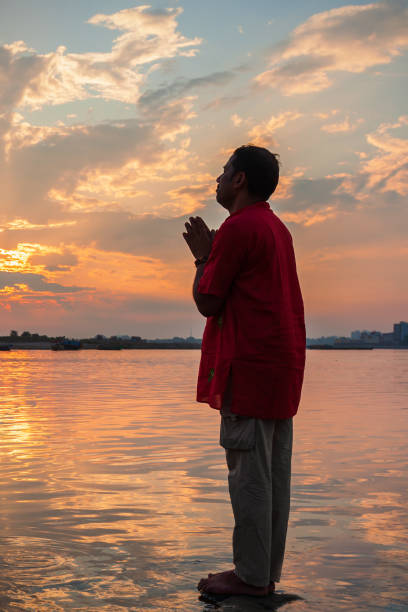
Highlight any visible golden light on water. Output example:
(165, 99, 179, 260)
(0, 349, 407, 611)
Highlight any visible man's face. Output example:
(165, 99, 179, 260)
(216, 156, 237, 209)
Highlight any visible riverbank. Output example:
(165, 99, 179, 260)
(0, 342, 202, 350)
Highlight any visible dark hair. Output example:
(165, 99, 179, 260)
(231, 145, 280, 200)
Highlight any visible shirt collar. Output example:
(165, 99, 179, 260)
(229, 201, 271, 218)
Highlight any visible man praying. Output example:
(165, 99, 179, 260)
(183, 145, 305, 597)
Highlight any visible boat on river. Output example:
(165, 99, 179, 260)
(51, 340, 81, 351)
(97, 344, 122, 350)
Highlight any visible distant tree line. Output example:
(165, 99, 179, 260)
(2, 331, 201, 349)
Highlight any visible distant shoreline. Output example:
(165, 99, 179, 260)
(0, 342, 202, 350)
(307, 344, 408, 350)
(1, 343, 407, 351)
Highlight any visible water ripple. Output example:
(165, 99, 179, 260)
(0, 349, 407, 610)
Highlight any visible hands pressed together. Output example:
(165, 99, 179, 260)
(183, 216, 216, 261)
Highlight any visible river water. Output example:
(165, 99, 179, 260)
(0, 349, 407, 611)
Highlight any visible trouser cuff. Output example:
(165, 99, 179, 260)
(234, 567, 270, 588)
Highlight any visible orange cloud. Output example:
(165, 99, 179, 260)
(332, 115, 408, 198)
(281, 205, 338, 226)
(305, 243, 408, 267)
(0, 219, 76, 231)
(1, 94, 201, 227)
(321, 116, 364, 134)
(0, 243, 59, 273)
(0, 6, 201, 112)
(248, 111, 303, 146)
(0, 240, 196, 323)
(231, 114, 243, 127)
(255, 2, 408, 95)
(3, 113, 77, 158)
(274, 167, 306, 200)
(31, 246, 190, 299)
(363, 116, 408, 195)
(158, 177, 214, 216)
(46, 145, 210, 217)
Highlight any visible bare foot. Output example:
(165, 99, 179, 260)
(198, 569, 274, 594)
(198, 569, 234, 592)
(207, 569, 235, 580)
(198, 571, 269, 597)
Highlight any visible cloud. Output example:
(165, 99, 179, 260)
(0, 209, 195, 265)
(202, 95, 244, 111)
(45, 247, 181, 297)
(0, 236, 203, 338)
(267, 113, 408, 230)
(334, 115, 408, 198)
(2, 118, 160, 222)
(273, 167, 306, 200)
(361, 117, 408, 196)
(29, 250, 79, 272)
(46, 145, 199, 215)
(0, 237, 195, 309)
(0, 285, 201, 338)
(88, 5, 201, 64)
(321, 116, 364, 133)
(0, 271, 86, 293)
(159, 180, 214, 216)
(0, 5, 201, 111)
(0, 219, 76, 232)
(255, 1, 408, 94)
(248, 111, 303, 146)
(271, 171, 359, 227)
(231, 114, 243, 127)
(138, 70, 237, 109)
(2, 95, 200, 222)
(270, 116, 408, 229)
(280, 205, 338, 226)
(0, 242, 72, 274)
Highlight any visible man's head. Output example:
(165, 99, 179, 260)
(216, 145, 280, 211)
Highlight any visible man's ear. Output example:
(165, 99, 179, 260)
(234, 171, 246, 189)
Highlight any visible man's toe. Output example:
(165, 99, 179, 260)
(198, 578, 209, 591)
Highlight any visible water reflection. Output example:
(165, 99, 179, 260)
(0, 349, 407, 610)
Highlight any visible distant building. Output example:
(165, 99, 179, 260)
(306, 336, 338, 346)
(308, 321, 408, 348)
(394, 321, 408, 345)
(359, 331, 381, 344)
(381, 332, 394, 345)
(334, 337, 352, 345)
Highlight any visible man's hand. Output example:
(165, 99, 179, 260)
(183, 216, 216, 260)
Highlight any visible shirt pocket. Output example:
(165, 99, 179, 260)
(219, 414, 256, 450)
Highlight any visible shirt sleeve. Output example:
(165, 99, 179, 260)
(197, 219, 247, 300)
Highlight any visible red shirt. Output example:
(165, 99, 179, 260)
(196, 201, 305, 419)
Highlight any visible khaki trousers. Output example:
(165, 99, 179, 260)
(220, 390, 293, 587)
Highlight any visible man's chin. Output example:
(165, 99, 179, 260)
(216, 194, 229, 210)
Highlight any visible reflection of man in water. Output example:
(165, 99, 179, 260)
(183, 145, 305, 597)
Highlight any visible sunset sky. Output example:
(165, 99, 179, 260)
(0, 0, 407, 339)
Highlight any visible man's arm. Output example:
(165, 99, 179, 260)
(193, 262, 224, 317)
(183, 216, 223, 316)
(182, 215, 225, 316)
